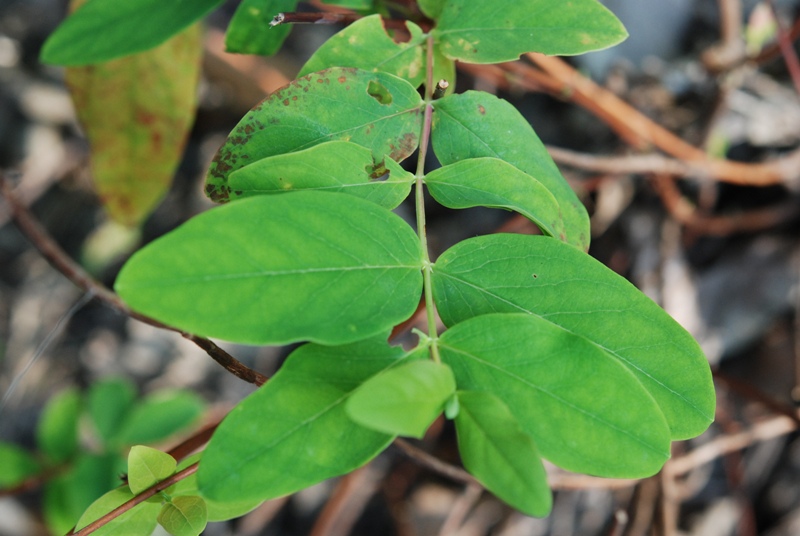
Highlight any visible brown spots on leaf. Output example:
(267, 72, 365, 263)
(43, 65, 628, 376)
(367, 158, 389, 180)
(205, 183, 232, 203)
(478, 105, 486, 115)
(283, 98, 290, 106)
(136, 110, 157, 125)
(388, 132, 419, 161)
(244, 124, 255, 135)
(338, 75, 347, 83)
(230, 136, 246, 146)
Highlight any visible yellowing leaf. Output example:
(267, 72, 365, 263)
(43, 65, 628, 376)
(66, 23, 202, 227)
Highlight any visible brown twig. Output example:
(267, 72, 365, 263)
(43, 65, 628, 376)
(270, 11, 360, 26)
(767, 0, 800, 95)
(437, 483, 483, 536)
(702, 0, 746, 72)
(0, 172, 268, 387)
(516, 54, 800, 187)
(166, 422, 219, 462)
(393, 439, 476, 484)
(70, 463, 198, 535)
(309, 465, 385, 536)
(650, 174, 799, 236)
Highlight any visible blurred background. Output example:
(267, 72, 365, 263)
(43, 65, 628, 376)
(3, 0, 800, 534)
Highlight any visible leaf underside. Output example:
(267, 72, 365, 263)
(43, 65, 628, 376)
(66, 23, 202, 226)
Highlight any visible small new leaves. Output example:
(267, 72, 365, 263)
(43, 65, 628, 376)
(346, 360, 456, 438)
(127, 446, 176, 495)
(455, 391, 551, 517)
(158, 496, 207, 536)
(75, 487, 160, 536)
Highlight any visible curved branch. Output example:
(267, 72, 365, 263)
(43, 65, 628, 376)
(0, 172, 268, 387)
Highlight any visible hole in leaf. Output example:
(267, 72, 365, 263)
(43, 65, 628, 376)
(367, 80, 393, 105)
(366, 159, 389, 181)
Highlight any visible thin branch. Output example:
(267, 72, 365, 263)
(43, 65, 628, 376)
(270, 11, 412, 32)
(767, 0, 800, 94)
(437, 483, 483, 536)
(270, 11, 360, 26)
(393, 439, 476, 485)
(166, 422, 219, 462)
(0, 172, 268, 387)
(498, 54, 800, 188)
(70, 464, 198, 535)
(650, 174, 799, 236)
(666, 415, 796, 476)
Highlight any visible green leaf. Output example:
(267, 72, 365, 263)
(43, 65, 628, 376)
(432, 234, 715, 440)
(425, 157, 566, 241)
(205, 68, 423, 203)
(44, 453, 123, 535)
(88, 377, 137, 446)
(418, 0, 446, 20)
(228, 141, 414, 209)
(158, 496, 207, 536)
(198, 336, 412, 502)
(346, 359, 455, 438)
(75, 486, 160, 536)
(168, 454, 263, 522)
(116, 192, 423, 346)
(431, 91, 589, 250)
(432, 0, 628, 63)
(128, 446, 177, 495)
(225, 0, 298, 56)
(115, 390, 205, 446)
(65, 22, 202, 227)
(0, 443, 40, 487)
(299, 15, 426, 87)
(454, 391, 551, 517)
(440, 314, 671, 477)
(36, 387, 81, 463)
(41, 0, 222, 65)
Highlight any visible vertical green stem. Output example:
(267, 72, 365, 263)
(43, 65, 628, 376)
(415, 35, 441, 364)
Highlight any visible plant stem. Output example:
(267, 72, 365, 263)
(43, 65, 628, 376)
(415, 35, 441, 364)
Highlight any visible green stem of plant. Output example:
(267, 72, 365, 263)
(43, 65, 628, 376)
(415, 35, 441, 364)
